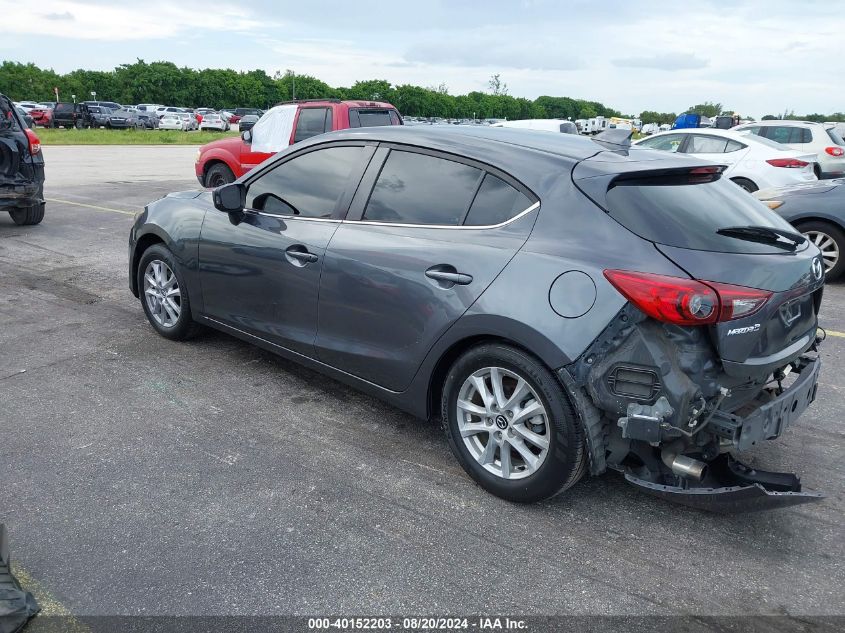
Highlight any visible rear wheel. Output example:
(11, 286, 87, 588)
(441, 343, 586, 502)
(205, 163, 235, 188)
(75, 119, 84, 129)
(9, 202, 45, 226)
(731, 177, 758, 193)
(796, 220, 845, 281)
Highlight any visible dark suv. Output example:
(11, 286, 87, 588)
(130, 126, 825, 511)
(51, 102, 94, 129)
(1, 93, 45, 225)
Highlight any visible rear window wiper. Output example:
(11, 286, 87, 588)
(716, 225, 806, 251)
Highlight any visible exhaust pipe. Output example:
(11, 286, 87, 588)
(662, 450, 708, 482)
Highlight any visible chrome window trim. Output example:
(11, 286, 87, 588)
(249, 210, 341, 223)
(344, 201, 540, 230)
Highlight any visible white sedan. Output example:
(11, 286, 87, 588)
(634, 128, 817, 192)
(199, 113, 228, 131)
(158, 114, 186, 131)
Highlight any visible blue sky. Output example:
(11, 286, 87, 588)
(1, 0, 841, 117)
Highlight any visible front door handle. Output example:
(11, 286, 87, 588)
(425, 266, 473, 287)
(285, 246, 318, 266)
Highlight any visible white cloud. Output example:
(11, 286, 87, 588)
(0, 0, 271, 40)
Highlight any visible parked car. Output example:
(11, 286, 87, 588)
(196, 99, 402, 187)
(755, 178, 845, 280)
(132, 126, 825, 511)
(198, 113, 229, 132)
(734, 120, 845, 179)
(51, 102, 94, 129)
(14, 101, 41, 113)
(158, 113, 186, 131)
(492, 119, 579, 134)
(14, 106, 34, 128)
(1, 93, 45, 225)
(87, 106, 113, 129)
(155, 106, 186, 119)
(236, 114, 259, 132)
(634, 128, 818, 192)
(107, 108, 141, 129)
(672, 113, 713, 129)
(28, 106, 52, 127)
(83, 100, 122, 111)
(136, 112, 159, 129)
(228, 107, 263, 125)
(176, 111, 198, 131)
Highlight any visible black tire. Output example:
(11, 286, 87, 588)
(441, 343, 586, 503)
(795, 220, 845, 282)
(205, 163, 235, 188)
(75, 119, 84, 129)
(731, 177, 758, 193)
(9, 202, 45, 226)
(136, 244, 198, 340)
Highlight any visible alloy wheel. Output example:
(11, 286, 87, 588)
(804, 230, 839, 273)
(143, 260, 181, 328)
(456, 367, 550, 480)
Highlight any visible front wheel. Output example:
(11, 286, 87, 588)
(441, 343, 586, 502)
(75, 119, 83, 129)
(204, 163, 235, 188)
(797, 220, 845, 281)
(137, 244, 198, 340)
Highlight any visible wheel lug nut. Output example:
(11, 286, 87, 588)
(506, 411, 513, 418)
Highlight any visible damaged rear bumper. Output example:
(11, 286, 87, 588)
(625, 453, 823, 512)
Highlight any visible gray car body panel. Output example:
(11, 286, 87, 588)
(129, 126, 821, 423)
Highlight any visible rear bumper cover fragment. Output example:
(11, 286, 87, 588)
(624, 454, 823, 513)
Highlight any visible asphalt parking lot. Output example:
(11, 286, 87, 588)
(1, 146, 844, 621)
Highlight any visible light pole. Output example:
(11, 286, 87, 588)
(287, 69, 296, 101)
(71, 94, 76, 104)
(90, 91, 96, 102)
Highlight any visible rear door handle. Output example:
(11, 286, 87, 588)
(285, 246, 318, 266)
(425, 268, 473, 286)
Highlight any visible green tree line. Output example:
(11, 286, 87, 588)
(2, 60, 842, 123)
(0, 60, 622, 120)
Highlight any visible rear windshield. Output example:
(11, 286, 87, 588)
(605, 174, 799, 253)
(349, 109, 394, 128)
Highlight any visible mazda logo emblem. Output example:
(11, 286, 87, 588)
(495, 415, 508, 429)
(812, 258, 823, 281)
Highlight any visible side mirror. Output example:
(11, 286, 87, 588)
(213, 182, 246, 214)
(241, 129, 252, 143)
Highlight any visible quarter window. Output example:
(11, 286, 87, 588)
(464, 174, 532, 226)
(363, 150, 481, 225)
(294, 108, 331, 143)
(246, 146, 363, 218)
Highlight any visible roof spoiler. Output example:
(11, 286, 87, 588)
(593, 128, 633, 149)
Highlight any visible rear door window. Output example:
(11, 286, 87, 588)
(765, 126, 810, 144)
(363, 150, 481, 225)
(686, 135, 730, 153)
(637, 134, 685, 152)
(604, 173, 798, 253)
(294, 108, 330, 143)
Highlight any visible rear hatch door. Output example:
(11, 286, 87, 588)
(574, 151, 824, 378)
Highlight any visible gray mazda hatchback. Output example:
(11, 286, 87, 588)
(129, 126, 825, 511)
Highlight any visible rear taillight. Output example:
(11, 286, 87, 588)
(824, 146, 844, 157)
(24, 128, 41, 155)
(766, 158, 809, 168)
(603, 270, 771, 325)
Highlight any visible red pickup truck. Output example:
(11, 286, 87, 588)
(195, 99, 402, 187)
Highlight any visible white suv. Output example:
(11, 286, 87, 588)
(733, 120, 845, 179)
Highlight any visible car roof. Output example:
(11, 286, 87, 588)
(736, 120, 820, 128)
(637, 128, 754, 141)
(324, 125, 607, 161)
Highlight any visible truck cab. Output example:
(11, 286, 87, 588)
(195, 100, 402, 187)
